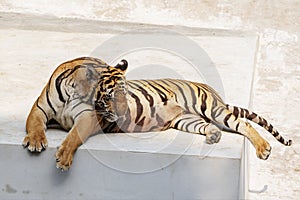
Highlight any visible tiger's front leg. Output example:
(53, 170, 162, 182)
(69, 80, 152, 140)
(55, 111, 100, 171)
(23, 100, 48, 152)
(170, 113, 222, 144)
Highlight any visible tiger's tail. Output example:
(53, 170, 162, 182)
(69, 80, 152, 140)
(226, 104, 292, 146)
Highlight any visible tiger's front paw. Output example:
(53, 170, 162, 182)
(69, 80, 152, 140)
(55, 144, 74, 171)
(256, 140, 272, 160)
(22, 131, 48, 152)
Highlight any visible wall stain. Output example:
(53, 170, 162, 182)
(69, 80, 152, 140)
(3, 184, 17, 193)
(22, 190, 30, 194)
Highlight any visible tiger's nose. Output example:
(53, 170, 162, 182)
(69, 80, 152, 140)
(116, 86, 127, 95)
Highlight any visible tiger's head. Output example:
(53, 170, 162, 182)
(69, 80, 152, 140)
(95, 59, 129, 122)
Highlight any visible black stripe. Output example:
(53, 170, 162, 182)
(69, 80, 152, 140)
(224, 113, 232, 128)
(128, 81, 155, 117)
(214, 107, 225, 118)
(103, 121, 118, 133)
(240, 108, 245, 118)
(146, 81, 168, 105)
(268, 124, 273, 133)
(104, 79, 114, 85)
(181, 120, 188, 129)
(173, 119, 182, 130)
(183, 82, 199, 115)
(168, 81, 200, 116)
(167, 80, 189, 110)
(100, 74, 112, 78)
(247, 113, 257, 120)
(46, 85, 56, 115)
(244, 109, 250, 118)
(200, 91, 208, 117)
(235, 122, 240, 131)
(233, 106, 239, 119)
(185, 119, 200, 132)
(197, 86, 201, 98)
(202, 123, 209, 133)
(258, 117, 268, 127)
(137, 116, 146, 126)
(73, 109, 94, 121)
(96, 90, 101, 100)
(160, 79, 179, 102)
(210, 98, 219, 118)
(273, 131, 279, 137)
(63, 57, 107, 68)
(154, 82, 172, 93)
(55, 65, 85, 103)
(129, 91, 143, 123)
(36, 98, 49, 121)
(71, 101, 83, 111)
(105, 68, 118, 73)
(194, 120, 205, 131)
(279, 137, 285, 144)
(200, 84, 222, 102)
(55, 69, 71, 103)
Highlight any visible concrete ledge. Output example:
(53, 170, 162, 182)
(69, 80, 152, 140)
(0, 142, 241, 199)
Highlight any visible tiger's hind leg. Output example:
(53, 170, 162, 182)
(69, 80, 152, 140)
(215, 109, 271, 160)
(170, 113, 222, 144)
(23, 100, 48, 152)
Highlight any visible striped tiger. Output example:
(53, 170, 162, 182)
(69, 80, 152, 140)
(24, 57, 292, 171)
(23, 57, 128, 170)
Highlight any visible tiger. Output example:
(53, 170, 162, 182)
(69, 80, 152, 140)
(24, 57, 292, 171)
(23, 57, 128, 170)
(97, 76, 292, 154)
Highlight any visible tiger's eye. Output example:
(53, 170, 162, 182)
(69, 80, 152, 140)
(97, 101, 105, 107)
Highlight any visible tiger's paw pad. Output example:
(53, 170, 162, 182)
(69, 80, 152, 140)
(22, 134, 48, 152)
(205, 129, 222, 144)
(256, 142, 272, 160)
(55, 145, 73, 171)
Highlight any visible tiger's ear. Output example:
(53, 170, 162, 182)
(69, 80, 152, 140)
(114, 59, 128, 73)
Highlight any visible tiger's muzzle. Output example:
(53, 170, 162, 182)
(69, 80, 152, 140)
(111, 88, 128, 117)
